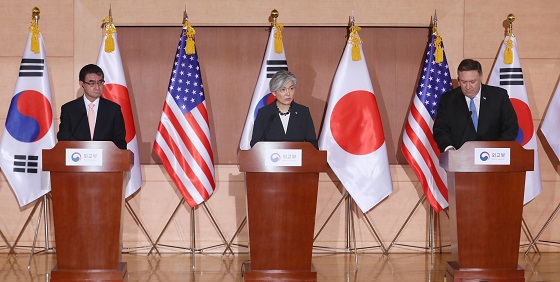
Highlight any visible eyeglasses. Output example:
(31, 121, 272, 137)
(277, 86, 296, 95)
(82, 80, 105, 87)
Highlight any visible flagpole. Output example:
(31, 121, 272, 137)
(149, 12, 232, 262)
(147, 198, 234, 258)
(0, 228, 10, 252)
(312, 192, 388, 262)
(390, 11, 452, 255)
(35, 5, 50, 255)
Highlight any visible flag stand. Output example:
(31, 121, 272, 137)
(122, 200, 161, 256)
(220, 217, 248, 258)
(147, 198, 233, 270)
(524, 202, 560, 254)
(0, 227, 12, 252)
(8, 194, 55, 270)
(312, 191, 387, 270)
(387, 195, 450, 254)
(387, 194, 540, 256)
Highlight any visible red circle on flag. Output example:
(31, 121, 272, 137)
(510, 98, 533, 146)
(103, 84, 136, 143)
(330, 90, 385, 155)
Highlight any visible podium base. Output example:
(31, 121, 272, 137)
(445, 261, 524, 281)
(242, 262, 317, 281)
(50, 262, 127, 281)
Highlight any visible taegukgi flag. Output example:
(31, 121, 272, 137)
(239, 23, 288, 150)
(0, 19, 56, 206)
(487, 33, 542, 204)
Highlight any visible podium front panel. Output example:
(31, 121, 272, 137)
(50, 172, 126, 270)
(246, 172, 319, 271)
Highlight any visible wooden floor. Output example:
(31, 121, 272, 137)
(1, 248, 560, 282)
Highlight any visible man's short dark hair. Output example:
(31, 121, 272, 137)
(457, 59, 483, 76)
(79, 64, 104, 82)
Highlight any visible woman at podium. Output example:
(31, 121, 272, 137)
(250, 70, 318, 149)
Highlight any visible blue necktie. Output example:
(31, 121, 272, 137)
(470, 98, 478, 132)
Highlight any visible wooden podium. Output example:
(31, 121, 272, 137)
(239, 142, 327, 282)
(440, 141, 534, 281)
(43, 141, 133, 281)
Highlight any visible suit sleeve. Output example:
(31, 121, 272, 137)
(113, 105, 127, 150)
(498, 90, 519, 141)
(302, 108, 318, 149)
(250, 107, 268, 148)
(57, 104, 73, 141)
(432, 94, 454, 153)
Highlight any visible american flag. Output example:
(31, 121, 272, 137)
(400, 33, 452, 212)
(154, 25, 215, 207)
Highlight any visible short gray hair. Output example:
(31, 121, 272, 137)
(269, 70, 297, 92)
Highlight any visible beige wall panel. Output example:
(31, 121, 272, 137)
(76, 0, 461, 27)
(465, 0, 560, 59)
(0, 1, 73, 57)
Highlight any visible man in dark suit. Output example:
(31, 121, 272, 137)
(57, 64, 126, 149)
(433, 59, 518, 152)
(250, 70, 318, 149)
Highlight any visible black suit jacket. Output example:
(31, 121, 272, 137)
(250, 101, 318, 149)
(433, 84, 518, 152)
(57, 96, 127, 149)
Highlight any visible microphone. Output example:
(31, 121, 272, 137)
(260, 112, 278, 142)
(69, 111, 87, 140)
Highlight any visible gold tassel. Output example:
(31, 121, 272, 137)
(434, 35, 443, 63)
(29, 20, 40, 54)
(105, 33, 115, 53)
(184, 22, 196, 55)
(349, 25, 362, 61)
(273, 22, 284, 54)
(102, 16, 116, 53)
(504, 36, 513, 65)
(431, 25, 443, 63)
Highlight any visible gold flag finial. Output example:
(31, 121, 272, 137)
(504, 14, 515, 65)
(101, 7, 116, 53)
(348, 13, 362, 61)
(29, 7, 41, 54)
(271, 9, 279, 23)
(507, 13, 515, 36)
(433, 10, 444, 63)
(32, 7, 40, 23)
(270, 9, 283, 54)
